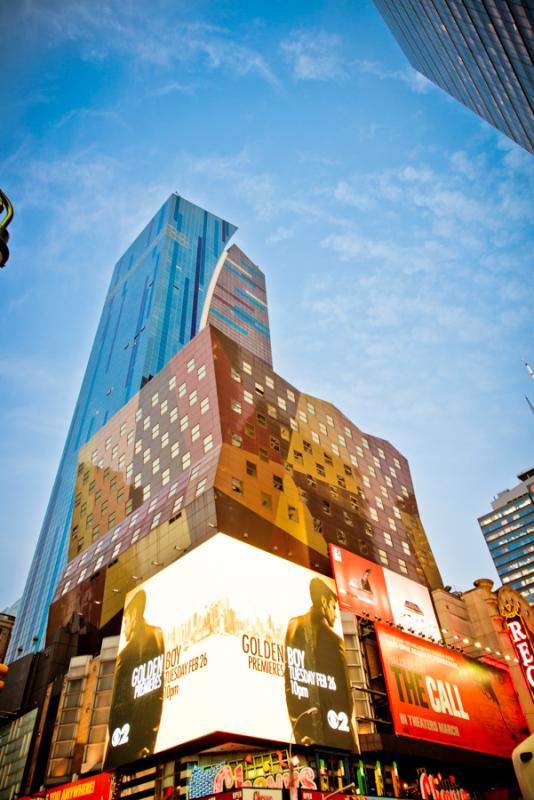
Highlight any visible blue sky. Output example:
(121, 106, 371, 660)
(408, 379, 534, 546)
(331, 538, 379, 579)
(1, 0, 533, 608)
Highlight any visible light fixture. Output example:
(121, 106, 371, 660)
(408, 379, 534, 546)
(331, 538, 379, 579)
(475, 642, 482, 648)
(112, 588, 120, 593)
(462, 638, 470, 644)
(151, 560, 162, 566)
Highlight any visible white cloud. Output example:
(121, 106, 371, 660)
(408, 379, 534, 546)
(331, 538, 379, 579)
(281, 30, 345, 81)
(356, 59, 433, 94)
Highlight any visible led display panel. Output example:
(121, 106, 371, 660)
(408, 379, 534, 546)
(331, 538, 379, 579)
(329, 545, 440, 640)
(105, 534, 356, 769)
(375, 622, 528, 758)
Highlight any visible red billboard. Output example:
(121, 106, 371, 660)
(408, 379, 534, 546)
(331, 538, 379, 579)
(329, 545, 441, 640)
(46, 774, 111, 800)
(375, 622, 528, 758)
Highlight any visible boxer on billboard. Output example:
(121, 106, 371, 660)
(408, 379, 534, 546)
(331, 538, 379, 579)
(106, 590, 165, 767)
(285, 578, 355, 750)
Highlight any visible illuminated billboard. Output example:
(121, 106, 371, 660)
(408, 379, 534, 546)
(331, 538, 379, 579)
(105, 534, 356, 769)
(329, 545, 440, 640)
(375, 622, 528, 758)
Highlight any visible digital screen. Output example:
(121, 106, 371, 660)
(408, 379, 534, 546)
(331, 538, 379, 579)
(375, 621, 528, 758)
(329, 544, 441, 640)
(105, 534, 356, 769)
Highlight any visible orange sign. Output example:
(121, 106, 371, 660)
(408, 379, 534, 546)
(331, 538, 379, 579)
(375, 622, 528, 758)
(46, 774, 111, 800)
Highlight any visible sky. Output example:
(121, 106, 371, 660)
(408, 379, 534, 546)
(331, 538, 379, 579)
(1, 0, 533, 609)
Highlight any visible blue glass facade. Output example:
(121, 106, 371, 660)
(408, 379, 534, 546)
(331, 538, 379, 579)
(478, 467, 534, 603)
(374, 0, 534, 154)
(7, 195, 236, 660)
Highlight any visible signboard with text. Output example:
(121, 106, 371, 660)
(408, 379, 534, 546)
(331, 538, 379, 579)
(46, 774, 111, 800)
(375, 622, 528, 758)
(104, 534, 356, 770)
(329, 545, 440, 640)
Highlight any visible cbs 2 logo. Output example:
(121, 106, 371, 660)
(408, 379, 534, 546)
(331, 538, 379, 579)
(111, 723, 130, 747)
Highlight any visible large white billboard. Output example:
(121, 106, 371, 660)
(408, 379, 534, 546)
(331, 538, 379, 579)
(105, 534, 357, 769)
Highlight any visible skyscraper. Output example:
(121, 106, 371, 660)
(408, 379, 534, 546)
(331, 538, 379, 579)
(46, 245, 442, 655)
(7, 196, 237, 660)
(373, 0, 534, 154)
(478, 466, 534, 603)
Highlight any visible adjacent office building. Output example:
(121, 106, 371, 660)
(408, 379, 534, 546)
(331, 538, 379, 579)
(478, 467, 534, 603)
(7, 197, 237, 660)
(373, 0, 534, 154)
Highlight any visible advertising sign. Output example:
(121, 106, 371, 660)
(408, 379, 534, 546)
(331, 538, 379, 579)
(329, 545, 440, 640)
(105, 534, 356, 770)
(46, 774, 112, 800)
(375, 622, 528, 758)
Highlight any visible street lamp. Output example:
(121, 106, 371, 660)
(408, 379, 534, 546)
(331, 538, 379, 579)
(288, 706, 318, 800)
(0, 189, 13, 268)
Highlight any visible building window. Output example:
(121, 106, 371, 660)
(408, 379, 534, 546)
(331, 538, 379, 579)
(162, 468, 170, 486)
(259, 447, 268, 462)
(196, 478, 207, 496)
(171, 441, 180, 459)
(244, 390, 253, 404)
(143, 447, 151, 463)
(312, 431, 320, 444)
(242, 361, 252, 375)
(324, 453, 333, 466)
(303, 440, 312, 454)
(161, 431, 169, 448)
(245, 422, 255, 438)
(378, 548, 388, 566)
(398, 558, 408, 575)
(232, 433, 242, 448)
(160, 399, 168, 415)
(232, 478, 243, 494)
(189, 390, 198, 406)
(337, 529, 347, 545)
(143, 415, 151, 430)
(231, 367, 241, 382)
(170, 407, 178, 423)
(261, 492, 272, 509)
(203, 434, 213, 452)
(402, 541, 410, 555)
(266, 375, 274, 389)
(257, 413, 266, 427)
(187, 358, 195, 373)
(152, 458, 160, 474)
(294, 450, 303, 464)
(198, 364, 206, 380)
(273, 475, 283, 491)
(179, 382, 186, 398)
(191, 424, 200, 442)
(326, 415, 334, 427)
(287, 389, 296, 402)
(278, 396, 287, 411)
(152, 423, 160, 439)
(246, 461, 257, 477)
(200, 397, 209, 414)
(384, 531, 393, 547)
(316, 463, 326, 477)
(267, 404, 277, 419)
(270, 436, 280, 452)
(255, 383, 264, 397)
(288, 506, 299, 522)
(182, 452, 191, 470)
(143, 484, 151, 501)
(151, 512, 162, 530)
(169, 376, 176, 390)
(151, 392, 159, 407)
(323, 500, 331, 515)
(307, 474, 316, 487)
(338, 473, 348, 487)
(370, 507, 378, 521)
(313, 517, 323, 532)
(231, 400, 242, 414)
